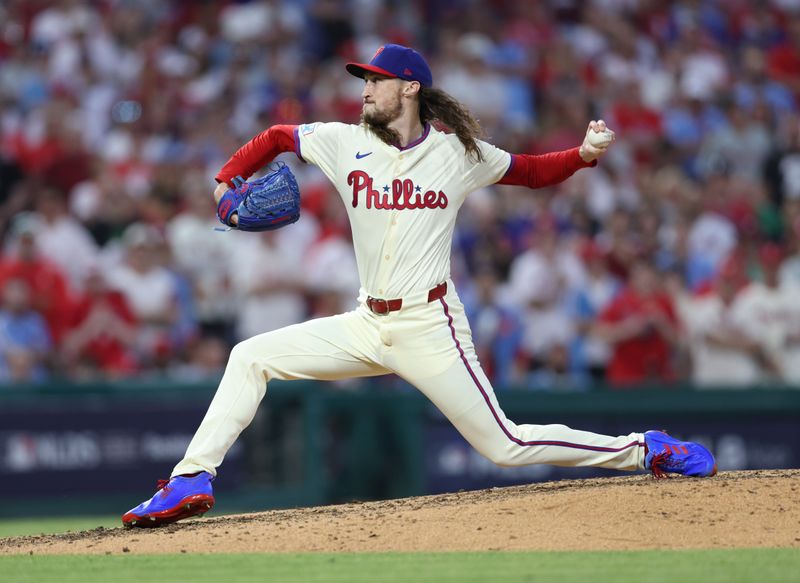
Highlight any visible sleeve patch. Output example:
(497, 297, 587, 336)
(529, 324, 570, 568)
(299, 123, 317, 136)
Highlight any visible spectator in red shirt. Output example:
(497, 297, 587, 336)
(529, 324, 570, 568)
(767, 15, 800, 98)
(593, 261, 679, 386)
(608, 80, 663, 165)
(61, 267, 139, 378)
(0, 215, 73, 344)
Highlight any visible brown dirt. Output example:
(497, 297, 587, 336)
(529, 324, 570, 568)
(2, 470, 799, 555)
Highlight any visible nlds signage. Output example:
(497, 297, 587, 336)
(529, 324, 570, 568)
(0, 431, 200, 474)
(3, 431, 102, 472)
(0, 399, 243, 498)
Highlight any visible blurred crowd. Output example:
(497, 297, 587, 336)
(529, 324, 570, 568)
(1, 0, 800, 389)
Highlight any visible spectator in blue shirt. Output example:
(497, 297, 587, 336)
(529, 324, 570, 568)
(463, 266, 524, 389)
(0, 278, 52, 382)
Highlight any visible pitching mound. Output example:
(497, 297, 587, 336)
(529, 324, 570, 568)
(2, 469, 798, 555)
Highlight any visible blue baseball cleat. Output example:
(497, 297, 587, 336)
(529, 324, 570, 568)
(122, 472, 215, 528)
(644, 431, 717, 478)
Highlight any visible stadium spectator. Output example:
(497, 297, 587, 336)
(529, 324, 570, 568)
(696, 100, 771, 182)
(439, 33, 508, 132)
(593, 261, 679, 387)
(106, 223, 179, 365)
(596, 209, 638, 281)
(0, 277, 52, 382)
(166, 173, 238, 338)
(605, 80, 663, 166)
(61, 265, 138, 378)
(454, 187, 518, 280)
(0, 213, 73, 344)
(568, 241, 619, 382)
(687, 180, 739, 273)
(656, 214, 717, 292)
(681, 259, 764, 388)
(731, 244, 796, 383)
(302, 193, 360, 318)
(733, 46, 795, 122)
(29, 187, 99, 290)
(462, 265, 524, 389)
(766, 13, 800, 98)
(508, 221, 584, 373)
(231, 230, 309, 341)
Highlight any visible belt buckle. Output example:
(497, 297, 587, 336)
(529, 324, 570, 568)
(368, 297, 389, 315)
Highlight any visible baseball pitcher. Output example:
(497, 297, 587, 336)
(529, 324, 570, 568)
(123, 44, 716, 528)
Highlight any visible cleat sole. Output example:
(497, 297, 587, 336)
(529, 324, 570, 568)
(122, 494, 215, 529)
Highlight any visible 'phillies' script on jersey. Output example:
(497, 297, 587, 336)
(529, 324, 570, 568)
(347, 170, 448, 210)
(294, 121, 511, 296)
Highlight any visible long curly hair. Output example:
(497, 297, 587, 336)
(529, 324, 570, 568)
(418, 86, 485, 162)
(361, 85, 486, 162)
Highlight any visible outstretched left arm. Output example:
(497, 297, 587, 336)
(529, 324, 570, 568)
(498, 120, 614, 189)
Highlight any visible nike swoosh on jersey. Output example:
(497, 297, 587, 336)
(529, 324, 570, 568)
(355, 151, 373, 159)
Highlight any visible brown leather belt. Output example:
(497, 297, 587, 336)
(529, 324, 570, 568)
(366, 282, 447, 315)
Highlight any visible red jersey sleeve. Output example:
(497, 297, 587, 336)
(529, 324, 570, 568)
(599, 292, 626, 323)
(497, 147, 596, 189)
(215, 125, 298, 186)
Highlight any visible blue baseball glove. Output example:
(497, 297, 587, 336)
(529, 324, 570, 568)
(216, 163, 301, 232)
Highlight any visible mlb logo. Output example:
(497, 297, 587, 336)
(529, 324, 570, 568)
(300, 123, 317, 136)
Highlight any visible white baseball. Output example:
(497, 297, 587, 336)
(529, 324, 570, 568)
(587, 128, 615, 148)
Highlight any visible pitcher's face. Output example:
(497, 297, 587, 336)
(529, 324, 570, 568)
(361, 73, 404, 125)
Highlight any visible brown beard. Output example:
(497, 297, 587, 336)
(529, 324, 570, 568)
(360, 94, 403, 146)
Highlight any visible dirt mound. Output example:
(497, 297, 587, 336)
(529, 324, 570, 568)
(2, 469, 799, 555)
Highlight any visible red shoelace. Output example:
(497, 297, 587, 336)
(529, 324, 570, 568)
(649, 452, 671, 479)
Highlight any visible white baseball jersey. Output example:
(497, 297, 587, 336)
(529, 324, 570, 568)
(733, 282, 800, 382)
(294, 122, 510, 298)
(682, 294, 761, 387)
(172, 122, 646, 482)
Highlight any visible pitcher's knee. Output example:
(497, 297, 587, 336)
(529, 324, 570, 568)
(478, 443, 518, 467)
(228, 339, 255, 366)
(227, 337, 271, 379)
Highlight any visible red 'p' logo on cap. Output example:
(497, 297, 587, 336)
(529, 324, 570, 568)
(372, 46, 385, 61)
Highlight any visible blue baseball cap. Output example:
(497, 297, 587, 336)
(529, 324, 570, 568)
(346, 44, 433, 88)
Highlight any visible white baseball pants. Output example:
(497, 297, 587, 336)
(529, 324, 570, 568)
(173, 282, 645, 477)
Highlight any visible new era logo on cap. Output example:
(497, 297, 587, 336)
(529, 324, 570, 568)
(346, 44, 433, 88)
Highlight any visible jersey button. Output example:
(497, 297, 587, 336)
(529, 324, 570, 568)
(384, 255, 390, 260)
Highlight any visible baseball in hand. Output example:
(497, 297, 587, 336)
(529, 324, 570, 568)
(587, 127, 615, 148)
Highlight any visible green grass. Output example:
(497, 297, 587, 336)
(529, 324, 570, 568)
(2, 549, 799, 583)
(0, 516, 120, 538)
